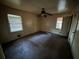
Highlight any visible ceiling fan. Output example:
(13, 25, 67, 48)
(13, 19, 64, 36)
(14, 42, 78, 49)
(39, 8, 52, 17)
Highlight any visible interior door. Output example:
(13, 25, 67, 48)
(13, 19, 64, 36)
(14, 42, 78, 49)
(71, 15, 79, 59)
(68, 14, 78, 45)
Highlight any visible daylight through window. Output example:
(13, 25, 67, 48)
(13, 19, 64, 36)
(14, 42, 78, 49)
(56, 17, 63, 30)
(8, 14, 23, 32)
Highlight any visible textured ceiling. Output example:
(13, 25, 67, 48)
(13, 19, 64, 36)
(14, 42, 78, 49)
(1, 0, 79, 14)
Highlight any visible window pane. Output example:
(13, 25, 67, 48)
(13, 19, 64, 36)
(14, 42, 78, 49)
(8, 14, 23, 32)
(56, 17, 63, 29)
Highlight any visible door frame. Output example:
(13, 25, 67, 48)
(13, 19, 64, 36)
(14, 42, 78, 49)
(68, 13, 79, 46)
(72, 14, 79, 46)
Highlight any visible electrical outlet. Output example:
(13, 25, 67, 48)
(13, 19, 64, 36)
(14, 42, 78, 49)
(17, 35, 21, 37)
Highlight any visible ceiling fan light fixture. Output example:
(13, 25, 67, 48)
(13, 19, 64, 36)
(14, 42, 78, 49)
(38, 8, 52, 17)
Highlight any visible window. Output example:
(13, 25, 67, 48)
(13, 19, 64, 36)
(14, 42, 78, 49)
(56, 17, 63, 30)
(8, 14, 23, 32)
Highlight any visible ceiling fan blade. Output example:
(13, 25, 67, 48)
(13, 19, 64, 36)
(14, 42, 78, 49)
(39, 8, 52, 17)
(46, 13, 52, 16)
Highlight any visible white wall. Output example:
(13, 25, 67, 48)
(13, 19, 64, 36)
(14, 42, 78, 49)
(39, 16, 72, 36)
(0, 4, 39, 43)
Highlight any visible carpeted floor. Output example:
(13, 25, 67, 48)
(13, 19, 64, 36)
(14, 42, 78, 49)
(2, 32, 73, 59)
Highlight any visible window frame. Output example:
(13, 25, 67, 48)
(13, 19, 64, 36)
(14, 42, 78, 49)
(56, 17, 63, 30)
(7, 14, 23, 32)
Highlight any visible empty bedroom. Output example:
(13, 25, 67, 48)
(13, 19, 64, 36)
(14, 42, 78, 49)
(0, 0, 79, 59)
